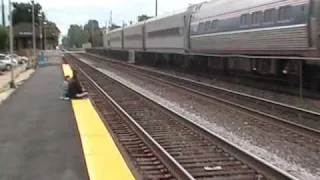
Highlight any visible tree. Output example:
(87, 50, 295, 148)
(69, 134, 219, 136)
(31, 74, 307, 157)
(12, 2, 42, 25)
(84, 20, 102, 47)
(44, 21, 60, 46)
(61, 35, 69, 48)
(91, 30, 103, 47)
(138, 14, 152, 22)
(45, 21, 60, 37)
(67, 25, 89, 48)
(12, 2, 60, 46)
(84, 20, 99, 32)
(0, 26, 8, 51)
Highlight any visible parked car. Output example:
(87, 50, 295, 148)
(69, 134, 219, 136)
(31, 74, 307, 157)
(0, 54, 17, 71)
(0, 60, 7, 71)
(19, 56, 29, 63)
(7, 54, 19, 65)
(0, 54, 13, 71)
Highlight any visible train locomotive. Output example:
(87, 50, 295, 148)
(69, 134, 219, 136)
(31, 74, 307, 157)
(100, 0, 320, 91)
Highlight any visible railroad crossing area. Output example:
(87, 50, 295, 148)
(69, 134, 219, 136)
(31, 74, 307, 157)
(0, 51, 319, 180)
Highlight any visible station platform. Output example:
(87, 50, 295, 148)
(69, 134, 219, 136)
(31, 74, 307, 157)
(62, 64, 135, 180)
(0, 53, 135, 180)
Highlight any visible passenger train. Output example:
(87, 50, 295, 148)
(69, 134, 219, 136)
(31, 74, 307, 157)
(100, 0, 320, 90)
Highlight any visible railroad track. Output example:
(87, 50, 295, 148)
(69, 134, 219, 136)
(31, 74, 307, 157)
(79, 53, 320, 137)
(66, 54, 295, 180)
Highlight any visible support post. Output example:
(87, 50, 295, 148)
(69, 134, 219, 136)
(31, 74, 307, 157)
(9, 0, 15, 88)
(44, 23, 46, 50)
(32, 0, 36, 66)
(155, 0, 158, 16)
(299, 60, 303, 98)
(39, 13, 42, 50)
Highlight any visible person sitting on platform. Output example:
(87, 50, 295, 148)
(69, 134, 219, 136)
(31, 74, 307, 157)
(65, 70, 88, 99)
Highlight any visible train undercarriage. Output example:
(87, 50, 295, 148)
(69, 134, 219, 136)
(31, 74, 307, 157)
(86, 48, 320, 98)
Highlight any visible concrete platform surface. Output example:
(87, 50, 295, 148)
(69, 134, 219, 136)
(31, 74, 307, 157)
(0, 55, 88, 180)
(63, 61, 135, 180)
(0, 69, 35, 104)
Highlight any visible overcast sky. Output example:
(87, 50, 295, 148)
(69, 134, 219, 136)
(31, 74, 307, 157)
(2, 0, 205, 36)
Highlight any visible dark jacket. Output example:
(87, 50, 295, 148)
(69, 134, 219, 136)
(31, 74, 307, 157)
(67, 79, 83, 98)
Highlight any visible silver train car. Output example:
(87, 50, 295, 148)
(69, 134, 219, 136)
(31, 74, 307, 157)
(101, 0, 320, 88)
(123, 21, 144, 50)
(104, 0, 320, 56)
(190, 0, 317, 56)
(144, 9, 189, 53)
(106, 28, 123, 50)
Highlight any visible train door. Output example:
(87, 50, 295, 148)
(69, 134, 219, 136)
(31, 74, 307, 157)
(142, 22, 146, 51)
(304, 60, 320, 90)
(183, 13, 192, 52)
(258, 59, 272, 75)
(312, 0, 320, 50)
(121, 29, 124, 50)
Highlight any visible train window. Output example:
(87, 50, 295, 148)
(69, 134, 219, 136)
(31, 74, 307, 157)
(204, 21, 211, 32)
(278, 6, 292, 20)
(125, 34, 141, 40)
(111, 36, 121, 41)
(252, 11, 262, 25)
(240, 14, 251, 26)
(211, 20, 218, 30)
(197, 22, 205, 33)
(148, 28, 180, 37)
(264, 8, 276, 22)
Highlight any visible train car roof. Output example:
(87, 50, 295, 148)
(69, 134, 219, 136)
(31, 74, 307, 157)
(193, 0, 306, 20)
(123, 20, 145, 30)
(121, 7, 190, 30)
(145, 8, 188, 23)
(107, 27, 123, 34)
(107, 1, 208, 32)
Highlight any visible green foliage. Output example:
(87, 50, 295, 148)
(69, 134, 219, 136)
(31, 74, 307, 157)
(12, 2, 60, 46)
(65, 19, 124, 48)
(84, 20, 102, 47)
(67, 24, 89, 48)
(138, 14, 152, 22)
(61, 35, 69, 47)
(44, 21, 60, 45)
(0, 26, 8, 51)
(65, 19, 103, 48)
(45, 21, 60, 38)
(12, 2, 43, 25)
(84, 20, 99, 32)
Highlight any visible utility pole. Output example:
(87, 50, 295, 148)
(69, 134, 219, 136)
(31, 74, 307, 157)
(109, 10, 112, 29)
(1, 0, 5, 26)
(91, 21, 94, 47)
(31, 0, 36, 60)
(43, 21, 46, 50)
(39, 12, 42, 50)
(155, 0, 158, 16)
(9, 0, 15, 88)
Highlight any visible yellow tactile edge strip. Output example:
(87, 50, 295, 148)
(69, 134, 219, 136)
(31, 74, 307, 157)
(62, 64, 135, 180)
